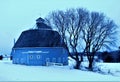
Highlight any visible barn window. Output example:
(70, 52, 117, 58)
(16, 58, 19, 63)
(29, 55, 33, 59)
(58, 57, 61, 63)
(52, 58, 56, 63)
(46, 58, 50, 62)
(21, 58, 24, 64)
(13, 50, 15, 53)
(37, 55, 40, 59)
(63, 57, 65, 63)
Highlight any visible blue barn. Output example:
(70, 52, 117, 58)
(11, 17, 68, 66)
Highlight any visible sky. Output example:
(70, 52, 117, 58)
(0, 0, 120, 55)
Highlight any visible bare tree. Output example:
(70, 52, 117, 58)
(46, 8, 89, 69)
(45, 8, 117, 70)
(82, 12, 117, 70)
(65, 8, 89, 69)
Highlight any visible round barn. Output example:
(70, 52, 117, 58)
(11, 17, 68, 66)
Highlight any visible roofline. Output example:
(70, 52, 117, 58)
(22, 29, 59, 34)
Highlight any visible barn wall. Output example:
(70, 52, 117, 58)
(11, 47, 68, 66)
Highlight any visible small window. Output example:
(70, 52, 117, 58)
(58, 57, 61, 63)
(21, 58, 24, 64)
(14, 50, 15, 53)
(29, 55, 33, 59)
(16, 58, 19, 63)
(52, 58, 56, 63)
(63, 57, 65, 63)
(46, 58, 50, 62)
(37, 55, 40, 59)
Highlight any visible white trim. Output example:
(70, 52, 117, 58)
(46, 62, 63, 66)
(27, 55, 29, 64)
(22, 51, 49, 54)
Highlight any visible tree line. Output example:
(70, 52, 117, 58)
(44, 8, 117, 70)
(0, 55, 3, 60)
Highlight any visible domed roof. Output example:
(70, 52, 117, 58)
(13, 17, 63, 48)
(13, 29, 62, 48)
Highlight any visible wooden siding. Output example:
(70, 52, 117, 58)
(11, 47, 68, 66)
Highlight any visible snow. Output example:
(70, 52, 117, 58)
(80, 61, 120, 76)
(94, 63, 120, 76)
(0, 60, 120, 81)
(68, 57, 76, 69)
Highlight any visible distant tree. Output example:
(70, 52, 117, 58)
(0, 55, 3, 60)
(118, 56, 120, 62)
(117, 46, 120, 62)
(102, 51, 113, 62)
(10, 56, 12, 60)
(104, 55, 113, 62)
(82, 12, 117, 70)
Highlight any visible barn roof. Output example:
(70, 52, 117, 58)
(13, 29, 62, 48)
(36, 23, 52, 30)
(13, 17, 64, 48)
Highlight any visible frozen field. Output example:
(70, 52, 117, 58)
(0, 60, 120, 81)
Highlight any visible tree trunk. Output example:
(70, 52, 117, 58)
(88, 52, 95, 71)
(88, 56, 94, 71)
(88, 60, 93, 71)
(74, 60, 81, 69)
(80, 53, 83, 62)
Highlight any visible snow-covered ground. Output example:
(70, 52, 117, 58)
(0, 60, 120, 81)
(81, 62, 120, 76)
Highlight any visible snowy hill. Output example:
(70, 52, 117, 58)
(0, 60, 120, 81)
